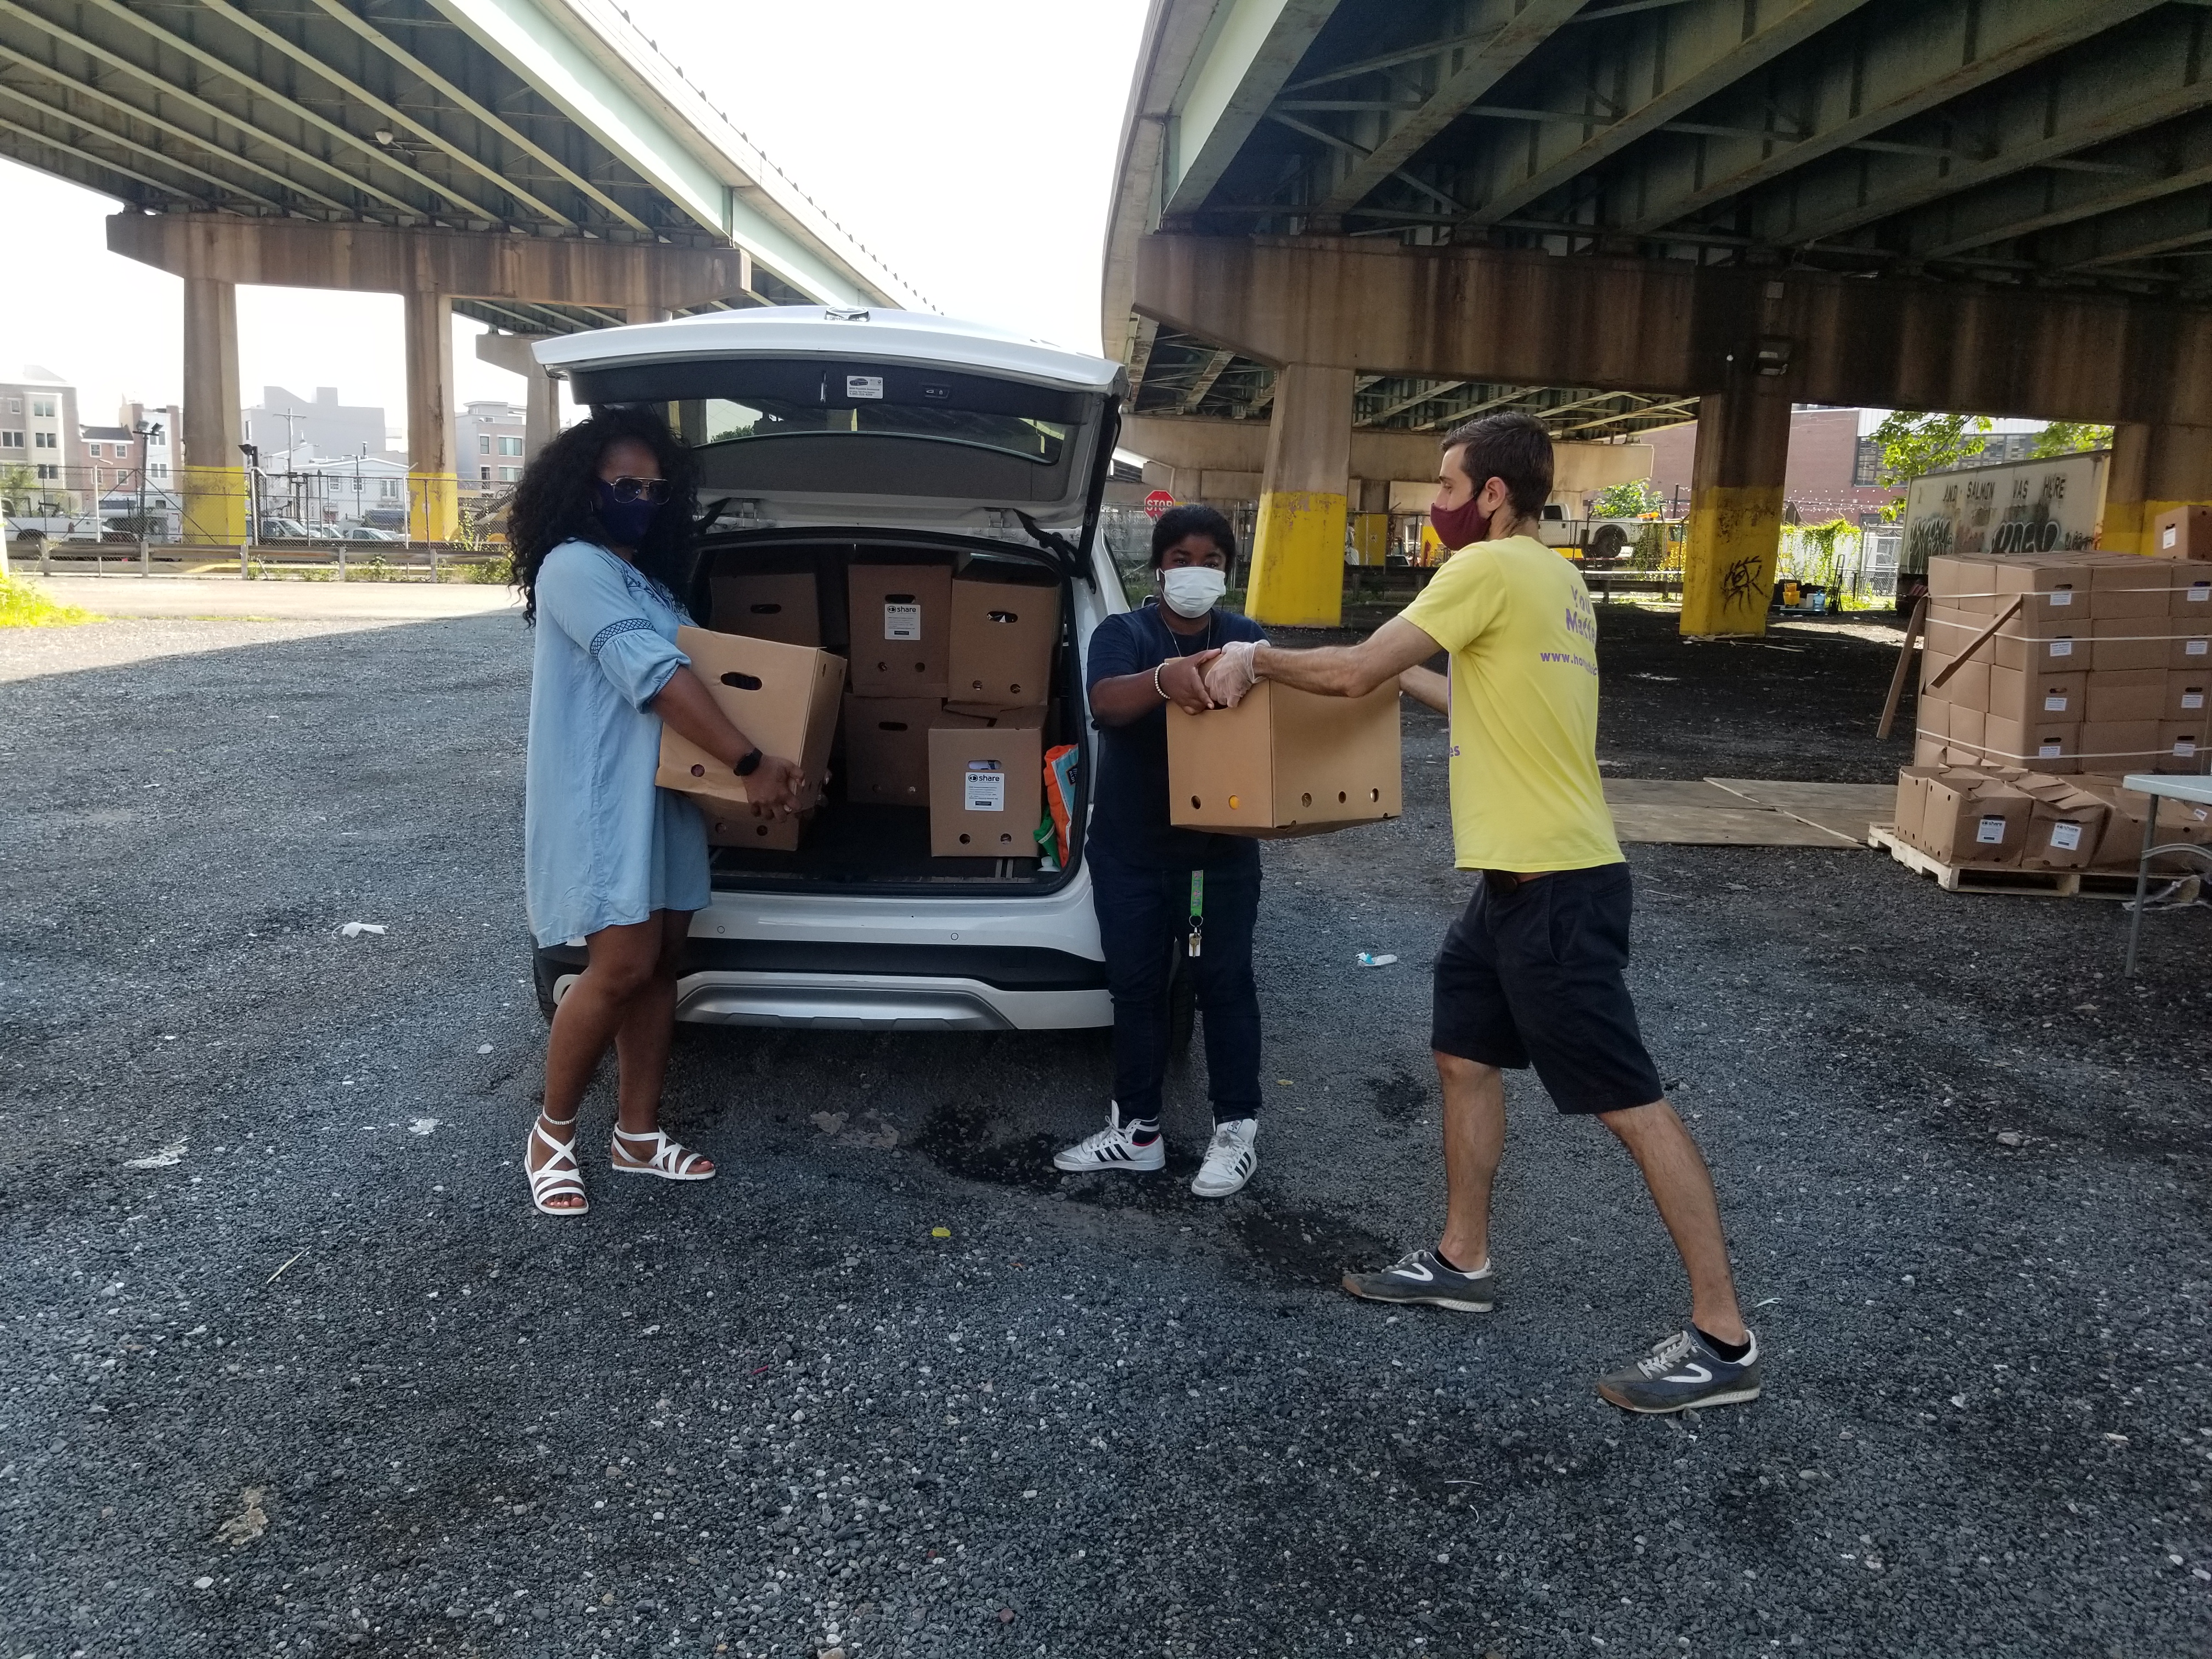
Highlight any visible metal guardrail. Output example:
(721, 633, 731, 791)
(3, 538, 507, 583)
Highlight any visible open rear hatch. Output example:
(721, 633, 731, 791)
(534, 308, 1125, 895)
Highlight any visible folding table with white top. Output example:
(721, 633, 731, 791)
(2122, 772, 2212, 975)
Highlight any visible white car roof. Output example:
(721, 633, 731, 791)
(533, 307, 1122, 395)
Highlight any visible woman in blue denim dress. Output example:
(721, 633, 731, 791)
(509, 407, 805, 1216)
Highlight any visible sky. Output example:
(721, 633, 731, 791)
(0, 0, 1148, 442)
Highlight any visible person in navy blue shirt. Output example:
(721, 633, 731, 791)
(1053, 505, 1269, 1198)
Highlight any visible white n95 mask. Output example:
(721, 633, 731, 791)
(1160, 566, 1227, 618)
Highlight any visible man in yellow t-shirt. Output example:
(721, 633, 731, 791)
(1201, 413, 1757, 1415)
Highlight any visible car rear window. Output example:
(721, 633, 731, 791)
(688, 396, 1065, 466)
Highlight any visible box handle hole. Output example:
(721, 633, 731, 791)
(719, 672, 762, 691)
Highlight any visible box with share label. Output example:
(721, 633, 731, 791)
(1918, 776, 2034, 866)
(848, 563, 952, 696)
(928, 725, 1042, 858)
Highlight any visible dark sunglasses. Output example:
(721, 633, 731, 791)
(603, 476, 672, 504)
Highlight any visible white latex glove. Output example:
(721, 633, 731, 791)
(1204, 639, 1260, 708)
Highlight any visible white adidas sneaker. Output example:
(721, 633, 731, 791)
(1190, 1118, 1258, 1198)
(1052, 1102, 1166, 1174)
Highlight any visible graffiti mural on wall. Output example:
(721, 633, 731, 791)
(1900, 450, 2107, 573)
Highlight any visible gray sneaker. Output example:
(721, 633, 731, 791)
(1596, 1328, 1761, 1414)
(1341, 1248, 1496, 1313)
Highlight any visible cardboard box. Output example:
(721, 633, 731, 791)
(2090, 614, 2170, 673)
(2089, 556, 2172, 619)
(1992, 620, 2084, 674)
(928, 725, 1043, 857)
(2173, 562, 2212, 617)
(943, 699, 1047, 727)
(2153, 506, 2212, 560)
(2168, 674, 2210, 720)
(1982, 716, 2079, 772)
(656, 627, 845, 811)
(1945, 703, 1985, 754)
(946, 573, 1058, 708)
(2023, 790, 2107, 871)
(709, 572, 819, 646)
(1891, 766, 1945, 845)
(2073, 775, 2212, 869)
(1924, 653, 1989, 709)
(704, 805, 809, 852)
(842, 696, 990, 804)
(2084, 669, 2168, 724)
(1928, 555, 1996, 612)
(848, 563, 953, 696)
(1920, 777, 2033, 866)
(1167, 681, 1403, 837)
(2080, 719, 2160, 772)
(2154, 721, 2208, 773)
(1987, 666, 2085, 726)
(2172, 629, 2212, 672)
(1992, 560, 2090, 624)
(1912, 733, 1946, 766)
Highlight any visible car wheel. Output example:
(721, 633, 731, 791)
(532, 953, 563, 1024)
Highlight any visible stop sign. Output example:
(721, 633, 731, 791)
(1143, 490, 1175, 518)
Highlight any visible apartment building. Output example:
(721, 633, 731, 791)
(1, 365, 84, 510)
(458, 399, 527, 487)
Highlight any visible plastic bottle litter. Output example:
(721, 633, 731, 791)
(1356, 952, 1398, 968)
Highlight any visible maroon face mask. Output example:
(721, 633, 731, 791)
(1429, 493, 1492, 551)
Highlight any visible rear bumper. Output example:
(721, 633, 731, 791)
(535, 935, 1111, 1032)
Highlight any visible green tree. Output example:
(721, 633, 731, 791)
(1871, 411, 1991, 486)
(1589, 478, 1664, 518)
(0, 461, 37, 512)
(2028, 420, 2113, 458)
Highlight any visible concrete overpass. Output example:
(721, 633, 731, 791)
(0, 0, 924, 541)
(1105, 0, 2212, 630)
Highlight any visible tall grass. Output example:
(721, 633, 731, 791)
(0, 572, 98, 627)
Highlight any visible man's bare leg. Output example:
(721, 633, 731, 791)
(1597, 1098, 1746, 1344)
(1436, 1052, 1506, 1271)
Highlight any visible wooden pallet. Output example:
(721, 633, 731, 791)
(1869, 826, 2202, 901)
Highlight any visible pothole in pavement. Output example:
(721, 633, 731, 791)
(1228, 1205, 1395, 1288)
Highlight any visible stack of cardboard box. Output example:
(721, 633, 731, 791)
(669, 560, 1060, 859)
(1917, 552, 2210, 778)
(1891, 758, 2212, 872)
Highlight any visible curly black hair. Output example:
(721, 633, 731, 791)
(507, 404, 698, 623)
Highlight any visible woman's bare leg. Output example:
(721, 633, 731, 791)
(528, 918, 662, 1209)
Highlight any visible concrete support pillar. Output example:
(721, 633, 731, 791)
(180, 276, 244, 545)
(474, 331, 558, 461)
(1248, 363, 1354, 626)
(1680, 377, 1791, 636)
(2101, 422, 2212, 554)
(404, 289, 459, 543)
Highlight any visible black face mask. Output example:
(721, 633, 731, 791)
(594, 479, 658, 545)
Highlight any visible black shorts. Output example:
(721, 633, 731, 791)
(1430, 862, 1665, 1115)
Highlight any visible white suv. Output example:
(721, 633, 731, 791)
(530, 307, 1131, 1032)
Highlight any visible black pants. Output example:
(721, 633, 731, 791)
(1088, 843, 1263, 1124)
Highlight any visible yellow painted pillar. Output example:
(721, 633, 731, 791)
(1248, 363, 1353, 626)
(1680, 378, 1791, 636)
(2101, 422, 2212, 554)
(180, 276, 246, 545)
(404, 287, 460, 544)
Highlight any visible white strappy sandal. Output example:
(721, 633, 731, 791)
(527, 1113, 588, 1216)
(610, 1125, 716, 1182)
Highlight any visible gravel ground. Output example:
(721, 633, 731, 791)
(2, 608, 2207, 1659)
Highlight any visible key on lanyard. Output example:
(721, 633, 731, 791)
(1187, 870, 1205, 958)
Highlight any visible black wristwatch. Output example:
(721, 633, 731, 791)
(734, 747, 763, 777)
